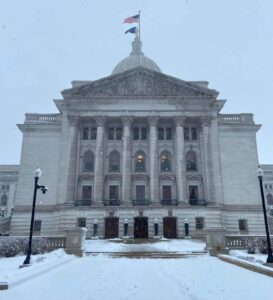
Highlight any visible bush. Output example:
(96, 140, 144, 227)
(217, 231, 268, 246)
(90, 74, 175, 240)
(0, 237, 48, 257)
(245, 237, 257, 254)
(245, 237, 271, 255)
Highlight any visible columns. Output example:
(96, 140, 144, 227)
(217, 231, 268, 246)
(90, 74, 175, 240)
(93, 116, 106, 205)
(148, 116, 159, 204)
(174, 116, 187, 205)
(121, 116, 133, 205)
(65, 116, 79, 203)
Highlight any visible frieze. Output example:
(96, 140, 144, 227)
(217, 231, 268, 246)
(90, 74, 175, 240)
(105, 174, 122, 181)
(131, 174, 149, 181)
(78, 173, 95, 181)
(159, 174, 176, 181)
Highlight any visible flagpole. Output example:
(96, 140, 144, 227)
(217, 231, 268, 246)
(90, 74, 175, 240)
(138, 10, 141, 67)
(138, 10, 141, 41)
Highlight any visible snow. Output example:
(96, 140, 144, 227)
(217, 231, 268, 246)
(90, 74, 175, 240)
(85, 238, 206, 253)
(0, 241, 272, 300)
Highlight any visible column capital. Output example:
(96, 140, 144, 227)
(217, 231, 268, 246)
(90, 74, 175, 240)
(148, 116, 159, 127)
(95, 116, 106, 127)
(67, 116, 79, 127)
(200, 116, 213, 127)
(174, 116, 186, 127)
(122, 116, 133, 127)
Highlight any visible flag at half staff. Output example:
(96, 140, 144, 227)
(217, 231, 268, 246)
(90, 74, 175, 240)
(123, 14, 140, 24)
(125, 27, 137, 34)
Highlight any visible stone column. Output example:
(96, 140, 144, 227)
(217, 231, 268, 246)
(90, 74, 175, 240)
(93, 116, 106, 206)
(174, 116, 187, 205)
(65, 116, 79, 204)
(121, 116, 133, 205)
(148, 116, 159, 204)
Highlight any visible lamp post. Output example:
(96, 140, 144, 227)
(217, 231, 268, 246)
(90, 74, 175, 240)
(22, 167, 48, 266)
(257, 166, 273, 264)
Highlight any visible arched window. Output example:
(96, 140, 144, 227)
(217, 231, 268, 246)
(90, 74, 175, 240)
(82, 150, 94, 172)
(109, 151, 120, 172)
(160, 151, 172, 172)
(0, 194, 8, 206)
(135, 151, 145, 172)
(186, 151, 197, 171)
(267, 193, 273, 205)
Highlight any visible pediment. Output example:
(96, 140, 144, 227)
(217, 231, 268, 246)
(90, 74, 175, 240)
(62, 67, 218, 98)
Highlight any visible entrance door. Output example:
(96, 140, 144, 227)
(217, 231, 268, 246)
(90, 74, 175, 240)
(162, 185, 172, 200)
(105, 217, 119, 239)
(134, 217, 148, 238)
(163, 217, 177, 239)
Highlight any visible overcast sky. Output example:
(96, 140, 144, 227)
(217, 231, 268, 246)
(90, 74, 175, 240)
(0, 0, 272, 164)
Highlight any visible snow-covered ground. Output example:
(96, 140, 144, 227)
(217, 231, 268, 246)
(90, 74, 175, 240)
(0, 241, 272, 300)
(85, 238, 206, 253)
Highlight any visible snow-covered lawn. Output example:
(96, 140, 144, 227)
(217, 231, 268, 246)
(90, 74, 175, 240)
(0, 249, 272, 300)
(85, 238, 206, 253)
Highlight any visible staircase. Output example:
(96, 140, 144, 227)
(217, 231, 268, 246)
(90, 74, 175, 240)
(0, 216, 11, 235)
(268, 213, 273, 235)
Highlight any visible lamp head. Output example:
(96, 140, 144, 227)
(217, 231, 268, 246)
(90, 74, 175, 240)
(35, 167, 42, 178)
(256, 166, 264, 178)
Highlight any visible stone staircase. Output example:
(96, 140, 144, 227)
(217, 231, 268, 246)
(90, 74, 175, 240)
(0, 216, 11, 235)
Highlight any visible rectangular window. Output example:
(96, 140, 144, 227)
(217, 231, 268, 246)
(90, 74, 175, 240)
(136, 185, 145, 200)
(83, 127, 89, 140)
(82, 186, 92, 200)
(269, 184, 273, 190)
(191, 128, 197, 140)
(158, 128, 164, 140)
(116, 127, 122, 140)
(90, 128, 97, 140)
(195, 217, 204, 230)
(184, 128, 190, 140)
(141, 127, 147, 140)
(133, 127, 139, 140)
(166, 127, 172, 140)
(77, 218, 86, 228)
(109, 185, 119, 200)
(239, 219, 248, 232)
(162, 185, 172, 200)
(265, 184, 268, 189)
(189, 186, 199, 200)
(33, 220, 42, 232)
(108, 127, 115, 140)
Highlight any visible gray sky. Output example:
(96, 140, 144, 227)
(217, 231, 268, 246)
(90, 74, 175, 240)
(1, 0, 272, 164)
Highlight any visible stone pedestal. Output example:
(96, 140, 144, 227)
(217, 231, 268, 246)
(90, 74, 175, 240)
(205, 227, 229, 256)
(64, 227, 87, 257)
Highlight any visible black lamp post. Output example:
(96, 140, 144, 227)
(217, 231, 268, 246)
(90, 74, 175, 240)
(257, 166, 273, 264)
(22, 167, 47, 266)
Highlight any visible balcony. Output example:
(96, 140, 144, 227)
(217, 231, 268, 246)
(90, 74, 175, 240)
(75, 200, 92, 206)
(133, 199, 150, 206)
(103, 199, 120, 206)
(161, 199, 178, 206)
(189, 199, 206, 206)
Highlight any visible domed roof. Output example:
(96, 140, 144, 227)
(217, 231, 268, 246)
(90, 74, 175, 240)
(111, 37, 161, 75)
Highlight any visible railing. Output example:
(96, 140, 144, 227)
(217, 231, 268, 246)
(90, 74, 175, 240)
(103, 199, 120, 206)
(218, 114, 254, 125)
(161, 199, 178, 206)
(75, 200, 92, 206)
(47, 236, 66, 251)
(189, 199, 206, 206)
(25, 113, 61, 123)
(225, 235, 273, 250)
(133, 199, 150, 206)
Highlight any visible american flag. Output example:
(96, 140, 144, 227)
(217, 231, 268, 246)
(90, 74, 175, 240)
(123, 14, 139, 24)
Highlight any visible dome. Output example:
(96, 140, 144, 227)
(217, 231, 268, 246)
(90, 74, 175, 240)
(111, 37, 161, 75)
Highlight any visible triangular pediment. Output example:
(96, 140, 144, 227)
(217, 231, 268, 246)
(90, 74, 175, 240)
(62, 67, 218, 98)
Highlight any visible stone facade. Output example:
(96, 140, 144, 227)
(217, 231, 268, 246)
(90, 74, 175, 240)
(8, 37, 270, 239)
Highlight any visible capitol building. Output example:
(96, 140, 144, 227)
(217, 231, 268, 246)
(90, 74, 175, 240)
(2, 36, 272, 239)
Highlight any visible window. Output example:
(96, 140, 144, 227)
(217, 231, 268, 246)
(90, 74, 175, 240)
(116, 128, 122, 140)
(82, 127, 89, 140)
(141, 127, 147, 140)
(166, 127, 172, 140)
(108, 127, 115, 140)
(91, 128, 97, 140)
(83, 151, 94, 172)
(136, 185, 145, 200)
(0, 194, 8, 206)
(195, 217, 204, 230)
(108, 127, 123, 140)
(267, 193, 273, 205)
(133, 128, 139, 140)
(77, 218, 86, 228)
(109, 186, 119, 200)
(184, 127, 198, 140)
(184, 128, 190, 140)
(1, 185, 9, 192)
(269, 184, 273, 190)
(186, 151, 197, 171)
(265, 184, 268, 189)
(238, 219, 248, 232)
(162, 185, 172, 200)
(133, 127, 147, 140)
(109, 151, 120, 172)
(189, 186, 199, 200)
(82, 186, 92, 200)
(33, 220, 42, 232)
(191, 128, 197, 140)
(135, 152, 145, 172)
(160, 152, 172, 172)
(158, 128, 164, 140)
